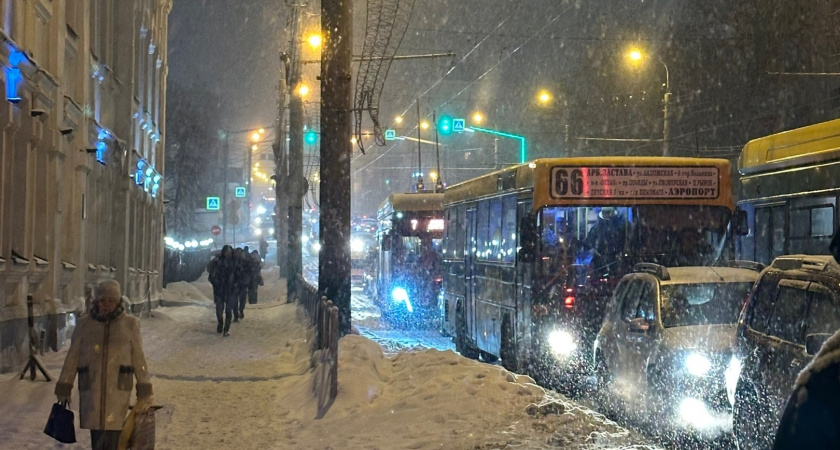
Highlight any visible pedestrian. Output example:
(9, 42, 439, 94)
(259, 237, 268, 262)
(248, 250, 263, 305)
(54, 280, 153, 450)
(214, 245, 240, 336)
(234, 247, 249, 320)
(207, 250, 221, 304)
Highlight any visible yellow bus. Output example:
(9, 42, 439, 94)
(440, 157, 742, 378)
(738, 118, 840, 264)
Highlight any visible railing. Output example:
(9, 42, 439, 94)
(297, 276, 338, 418)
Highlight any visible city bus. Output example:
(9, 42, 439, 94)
(440, 157, 743, 378)
(737, 118, 840, 265)
(376, 193, 445, 328)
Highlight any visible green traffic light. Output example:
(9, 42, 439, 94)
(438, 116, 452, 135)
(305, 130, 318, 145)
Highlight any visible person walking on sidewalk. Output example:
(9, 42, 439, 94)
(55, 280, 153, 450)
(212, 245, 240, 336)
(248, 250, 264, 305)
(234, 247, 249, 321)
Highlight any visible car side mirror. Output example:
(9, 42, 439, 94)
(806, 333, 832, 355)
(734, 208, 749, 236)
(629, 317, 651, 333)
(830, 228, 840, 264)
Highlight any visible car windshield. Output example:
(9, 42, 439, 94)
(660, 282, 752, 328)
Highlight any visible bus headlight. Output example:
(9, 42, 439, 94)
(351, 238, 365, 253)
(548, 330, 577, 357)
(685, 352, 712, 376)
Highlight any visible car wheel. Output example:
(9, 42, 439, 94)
(733, 381, 774, 450)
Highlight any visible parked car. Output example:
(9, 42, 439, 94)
(731, 254, 840, 449)
(593, 262, 761, 437)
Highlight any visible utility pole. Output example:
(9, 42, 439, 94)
(222, 131, 229, 244)
(273, 52, 290, 278)
(433, 111, 442, 192)
(319, 0, 353, 335)
(287, 4, 304, 303)
(416, 99, 423, 191)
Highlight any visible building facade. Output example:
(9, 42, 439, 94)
(0, 0, 171, 372)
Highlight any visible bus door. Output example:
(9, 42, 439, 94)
(465, 207, 477, 343)
(511, 200, 535, 371)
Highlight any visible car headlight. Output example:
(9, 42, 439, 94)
(254, 228, 262, 236)
(301, 234, 309, 243)
(269, 228, 274, 235)
(685, 352, 712, 376)
(548, 330, 577, 357)
(351, 238, 365, 252)
(254, 217, 262, 225)
(312, 242, 321, 253)
(391, 287, 413, 313)
(724, 355, 742, 406)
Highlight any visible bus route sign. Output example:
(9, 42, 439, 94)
(549, 166, 720, 199)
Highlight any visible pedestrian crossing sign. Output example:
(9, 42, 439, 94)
(206, 196, 220, 211)
(385, 129, 396, 141)
(235, 186, 246, 198)
(453, 118, 465, 133)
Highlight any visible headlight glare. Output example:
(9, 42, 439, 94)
(685, 352, 712, 376)
(548, 330, 577, 357)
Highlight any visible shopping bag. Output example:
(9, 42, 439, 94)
(130, 407, 156, 450)
(43, 401, 76, 443)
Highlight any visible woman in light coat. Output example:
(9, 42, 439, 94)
(55, 280, 153, 450)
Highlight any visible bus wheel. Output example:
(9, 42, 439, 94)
(500, 314, 517, 372)
(456, 303, 479, 360)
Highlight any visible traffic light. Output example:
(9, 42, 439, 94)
(438, 116, 452, 135)
(305, 130, 318, 145)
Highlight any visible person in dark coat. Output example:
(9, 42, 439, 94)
(234, 247, 249, 320)
(259, 237, 269, 262)
(248, 250, 263, 305)
(773, 329, 840, 449)
(212, 245, 239, 336)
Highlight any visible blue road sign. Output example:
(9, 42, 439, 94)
(235, 186, 246, 198)
(385, 129, 396, 141)
(206, 196, 221, 211)
(453, 118, 465, 133)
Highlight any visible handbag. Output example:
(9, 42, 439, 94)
(43, 401, 76, 444)
(120, 406, 155, 450)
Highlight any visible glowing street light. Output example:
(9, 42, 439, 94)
(394, 115, 404, 124)
(307, 34, 322, 49)
(297, 84, 310, 97)
(537, 90, 552, 105)
(420, 120, 430, 130)
(251, 131, 261, 142)
(251, 144, 258, 151)
(472, 112, 484, 124)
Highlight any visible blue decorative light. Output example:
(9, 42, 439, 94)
(144, 167, 154, 191)
(151, 174, 161, 197)
(8, 50, 26, 67)
(95, 141, 107, 164)
(5, 67, 20, 103)
(98, 129, 110, 140)
(135, 159, 146, 185)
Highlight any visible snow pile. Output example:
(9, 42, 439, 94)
(162, 281, 212, 306)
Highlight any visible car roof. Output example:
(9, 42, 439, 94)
(658, 267, 760, 285)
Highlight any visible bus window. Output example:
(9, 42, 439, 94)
(477, 200, 490, 260)
(501, 196, 517, 263)
(488, 199, 503, 261)
(457, 206, 466, 259)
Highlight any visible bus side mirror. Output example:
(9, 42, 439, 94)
(734, 208, 749, 236)
(519, 214, 537, 263)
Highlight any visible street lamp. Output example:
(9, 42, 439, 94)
(537, 90, 552, 105)
(626, 48, 671, 156)
(472, 112, 484, 125)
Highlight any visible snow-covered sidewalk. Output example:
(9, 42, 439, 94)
(0, 271, 657, 449)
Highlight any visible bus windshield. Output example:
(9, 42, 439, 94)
(540, 204, 729, 276)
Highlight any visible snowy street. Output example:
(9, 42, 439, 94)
(0, 268, 659, 449)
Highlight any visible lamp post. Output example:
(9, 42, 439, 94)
(627, 49, 671, 156)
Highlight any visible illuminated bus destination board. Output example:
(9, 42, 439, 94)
(549, 166, 720, 199)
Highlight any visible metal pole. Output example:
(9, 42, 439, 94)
(660, 58, 671, 157)
(433, 111, 442, 192)
(246, 142, 252, 229)
(222, 131, 229, 244)
(494, 138, 499, 170)
(416, 99, 423, 191)
(274, 53, 290, 277)
(319, 0, 353, 336)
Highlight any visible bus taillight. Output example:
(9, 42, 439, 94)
(564, 296, 575, 308)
